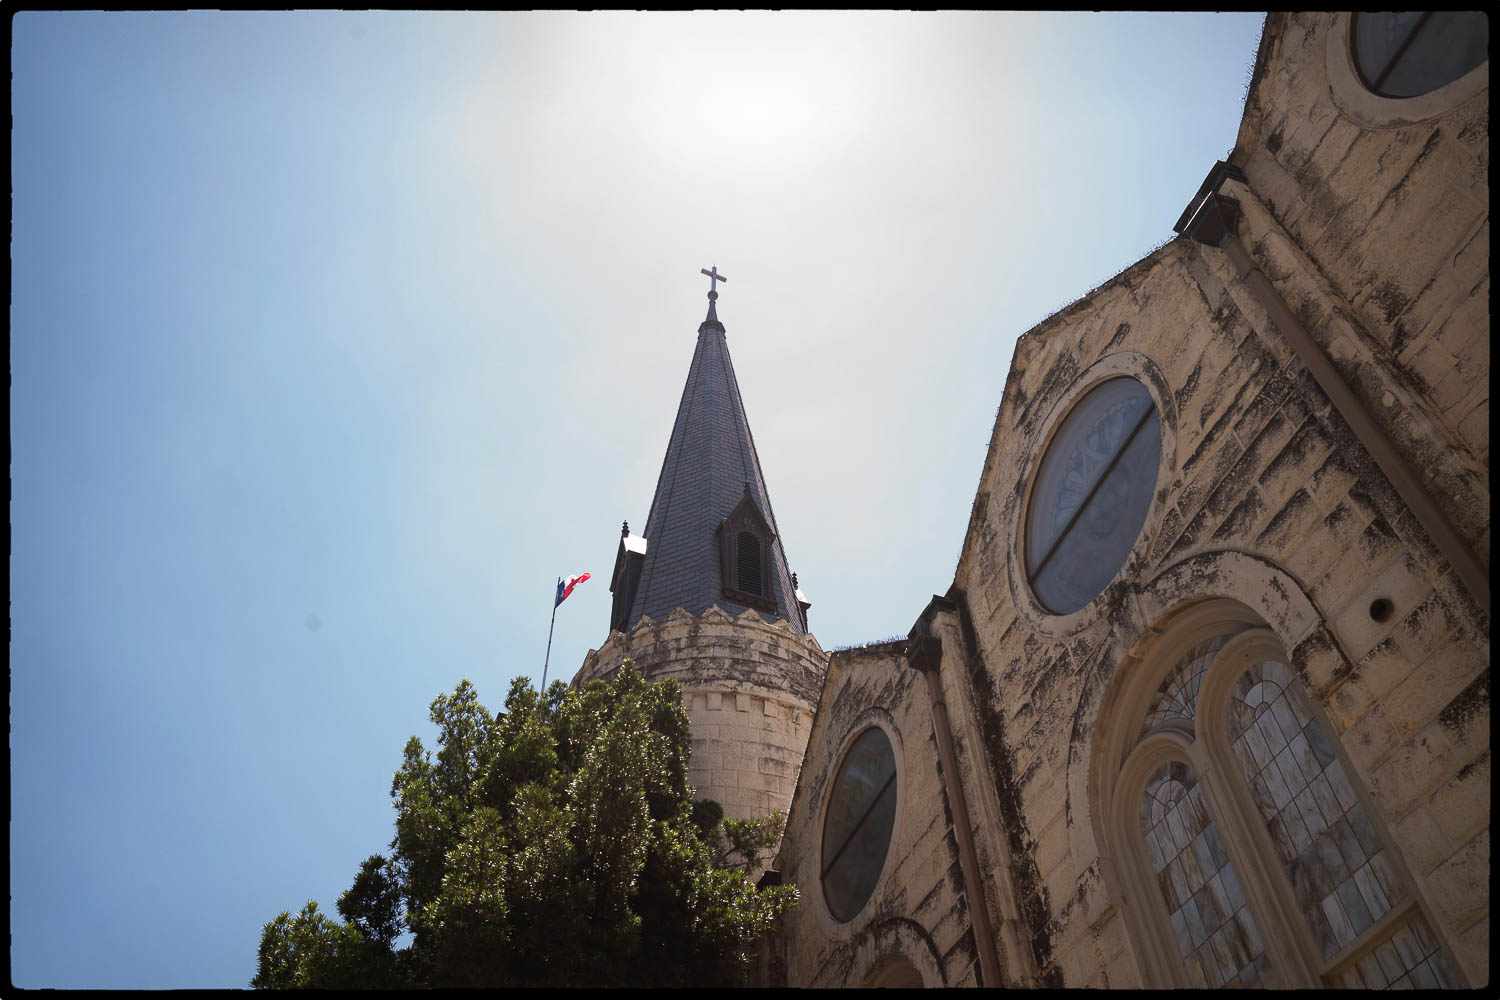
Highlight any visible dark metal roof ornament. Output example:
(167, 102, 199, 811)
(622, 520, 630, 538)
(700, 265, 727, 299)
(1174, 160, 1247, 247)
(700, 266, 727, 328)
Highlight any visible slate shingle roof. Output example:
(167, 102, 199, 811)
(625, 298, 803, 634)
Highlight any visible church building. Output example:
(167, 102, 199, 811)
(575, 12, 1489, 988)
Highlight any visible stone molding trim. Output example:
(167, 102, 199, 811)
(1325, 12, 1490, 130)
(1136, 550, 1325, 664)
(684, 688, 814, 722)
(807, 707, 907, 940)
(577, 604, 827, 706)
(1004, 351, 1179, 638)
(839, 916, 950, 988)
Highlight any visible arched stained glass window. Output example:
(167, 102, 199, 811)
(1026, 377, 1160, 614)
(1110, 612, 1464, 988)
(1227, 661, 1461, 987)
(1141, 761, 1275, 987)
(1352, 12, 1488, 99)
(821, 727, 898, 922)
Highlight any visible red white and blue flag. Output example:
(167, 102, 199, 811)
(555, 572, 591, 607)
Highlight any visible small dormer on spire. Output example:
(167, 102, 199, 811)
(718, 489, 778, 615)
(609, 521, 649, 633)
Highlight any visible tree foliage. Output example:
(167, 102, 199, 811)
(253, 664, 796, 988)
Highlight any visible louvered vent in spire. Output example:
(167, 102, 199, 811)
(736, 532, 763, 596)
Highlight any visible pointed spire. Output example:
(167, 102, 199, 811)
(615, 271, 803, 635)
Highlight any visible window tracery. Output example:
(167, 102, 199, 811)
(1140, 635, 1226, 736)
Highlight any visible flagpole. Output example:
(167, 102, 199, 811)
(542, 577, 559, 690)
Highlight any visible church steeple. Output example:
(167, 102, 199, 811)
(609, 269, 806, 635)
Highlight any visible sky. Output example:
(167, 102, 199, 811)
(11, 10, 1266, 988)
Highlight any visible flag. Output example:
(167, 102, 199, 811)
(555, 572, 591, 607)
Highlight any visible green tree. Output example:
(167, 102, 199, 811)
(253, 664, 796, 988)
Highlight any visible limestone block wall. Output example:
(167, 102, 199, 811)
(770, 642, 980, 988)
(949, 215, 1489, 987)
(575, 605, 826, 824)
(683, 687, 815, 817)
(1232, 12, 1490, 559)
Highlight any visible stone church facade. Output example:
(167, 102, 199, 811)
(577, 12, 1488, 989)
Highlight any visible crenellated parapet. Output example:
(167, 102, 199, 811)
(577, 605, 828, 822)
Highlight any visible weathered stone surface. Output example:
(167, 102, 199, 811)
(576, 609, 826, 831)
(1425, 829, 1491, 930)
(750, 12, 1486, 988)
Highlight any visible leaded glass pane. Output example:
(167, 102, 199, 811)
(1230, 660, 1398, 959)
(1335, 914, 1463, 989)
(1027, 377, 1160, 614)
(1141, 761, 1275, 987)
(1228, 662, 1456, 986)
(1141, 635, 1228, 737)
(821, 728, 897, 922)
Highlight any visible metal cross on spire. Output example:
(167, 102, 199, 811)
(700, 265, 727, 298)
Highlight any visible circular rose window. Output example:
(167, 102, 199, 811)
(821, 727, 897, 922)
(1351, 11, 1488, 99)
(1025, 377, 1161, 615)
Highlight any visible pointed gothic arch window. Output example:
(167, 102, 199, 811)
(1107, 609, 1464, 989)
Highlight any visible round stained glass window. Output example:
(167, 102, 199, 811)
(821, 727, 897, 922)
(1025, 377, 1161, 615)
(1352, 12, 1488, 99)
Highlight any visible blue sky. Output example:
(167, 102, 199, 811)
(11, 11, 1265, 987)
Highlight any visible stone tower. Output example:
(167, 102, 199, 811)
(576, 275, 827, 828)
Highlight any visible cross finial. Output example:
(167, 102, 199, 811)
(700, 265, 727, 300)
